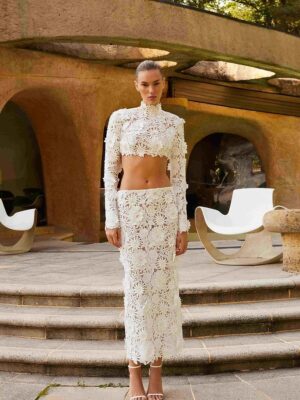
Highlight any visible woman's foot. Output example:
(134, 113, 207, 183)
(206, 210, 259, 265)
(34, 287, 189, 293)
(128, 363, 147, 399)
(146, 359, 164, 400)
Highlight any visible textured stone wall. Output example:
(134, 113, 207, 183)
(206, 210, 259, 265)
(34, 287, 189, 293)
(0, 46, 137, 241)
(0, 46, 299, 241)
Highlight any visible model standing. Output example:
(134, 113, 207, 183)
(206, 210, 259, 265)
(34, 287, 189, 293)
(103, 60, 190, 400)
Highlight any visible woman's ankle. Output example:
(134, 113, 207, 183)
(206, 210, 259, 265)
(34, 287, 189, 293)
(128, 363, 146, 396)
(150, 357, 162, 367)
(129, 361, 141, 367)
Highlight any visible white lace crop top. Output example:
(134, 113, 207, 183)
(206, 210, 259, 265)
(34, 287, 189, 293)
(103, 99, 191, 233)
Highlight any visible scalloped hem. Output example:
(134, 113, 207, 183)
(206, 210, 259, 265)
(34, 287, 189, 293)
(125, 338, 185, 365)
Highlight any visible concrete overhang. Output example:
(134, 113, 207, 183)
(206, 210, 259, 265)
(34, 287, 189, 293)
(0, 0, 299, 80)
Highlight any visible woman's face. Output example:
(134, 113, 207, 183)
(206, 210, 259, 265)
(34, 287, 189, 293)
(134, 69, 165, 105)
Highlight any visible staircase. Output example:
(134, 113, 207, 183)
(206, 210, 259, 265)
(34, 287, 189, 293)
(0, 273, 300, 377)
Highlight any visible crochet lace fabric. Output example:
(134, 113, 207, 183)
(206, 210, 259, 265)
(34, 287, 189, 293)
(117, 187, 184, 364)
(103, 100, 190, 233)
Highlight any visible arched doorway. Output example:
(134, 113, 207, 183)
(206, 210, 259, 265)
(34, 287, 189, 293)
(0, 86, 96, 241)
(187, 133, 266, 215)
(0, 101, 46, 224)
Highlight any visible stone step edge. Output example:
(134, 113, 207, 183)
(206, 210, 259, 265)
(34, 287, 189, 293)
(0, 276, 300, 297)
(0, 340, 299, 367)
(1, 306, 300, 328)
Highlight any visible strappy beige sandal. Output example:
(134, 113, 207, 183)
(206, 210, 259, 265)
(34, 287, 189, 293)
(125, 364, 147, 400)
(146, 363, 164, 400)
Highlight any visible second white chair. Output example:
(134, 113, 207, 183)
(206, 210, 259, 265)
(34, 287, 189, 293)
(194, 188, 283, 265)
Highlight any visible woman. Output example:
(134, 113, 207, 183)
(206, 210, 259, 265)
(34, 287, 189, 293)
(103, 60, 190, 400)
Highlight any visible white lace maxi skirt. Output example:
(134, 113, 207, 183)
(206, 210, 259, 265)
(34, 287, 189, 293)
(117, 186, 184, 365)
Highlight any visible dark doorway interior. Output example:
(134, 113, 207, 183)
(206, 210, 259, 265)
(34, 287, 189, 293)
(187, 133, 265, 216)
(0, 101, 46, 225)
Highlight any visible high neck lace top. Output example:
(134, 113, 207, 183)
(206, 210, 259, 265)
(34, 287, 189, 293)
(103, 100, 190, 233)
(139, 99, 162, 117)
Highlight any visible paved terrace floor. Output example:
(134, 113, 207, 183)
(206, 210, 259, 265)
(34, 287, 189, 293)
(1, 367, 300, 400)
(0, 236, 294, 291)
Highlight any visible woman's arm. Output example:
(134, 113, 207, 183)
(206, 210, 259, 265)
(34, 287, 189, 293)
(168, 117, 191, 233)
(103, 110, 123, 229)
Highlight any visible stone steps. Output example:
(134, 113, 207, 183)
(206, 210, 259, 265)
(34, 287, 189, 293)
(1, 299, 300, 340)
(0, 331, 299, 377)
(0, 275, 299, 307)
(0, 254, 299, 377)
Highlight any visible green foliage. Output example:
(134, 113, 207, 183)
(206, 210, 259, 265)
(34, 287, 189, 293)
(170, 0, 300, 35)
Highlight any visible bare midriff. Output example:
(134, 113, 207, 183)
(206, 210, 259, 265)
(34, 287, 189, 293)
(119, 154, 171, 190)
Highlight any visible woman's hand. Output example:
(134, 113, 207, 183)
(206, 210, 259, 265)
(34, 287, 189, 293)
(175, 231, 188, 256)
(105, 227, 122, 248)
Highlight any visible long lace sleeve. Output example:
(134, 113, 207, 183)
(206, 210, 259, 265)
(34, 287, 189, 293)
(169, 118, 190, 233)
(103, 110, 123, 229)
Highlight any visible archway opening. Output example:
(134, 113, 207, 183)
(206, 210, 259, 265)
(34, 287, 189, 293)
(187, 133, 266, 216)
(0, 101, 46, 225)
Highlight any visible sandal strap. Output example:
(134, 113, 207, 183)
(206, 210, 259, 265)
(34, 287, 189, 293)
(149, 364, 162, 368)
(148, 393, 163, 395)
(128, 364, 141, 368)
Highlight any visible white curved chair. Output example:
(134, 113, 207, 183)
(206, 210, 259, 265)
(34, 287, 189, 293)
(194, 188, 283, 265)
(0, 199, 37, 254)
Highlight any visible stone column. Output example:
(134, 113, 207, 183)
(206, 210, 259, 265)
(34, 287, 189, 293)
(263, 209, 300, 273)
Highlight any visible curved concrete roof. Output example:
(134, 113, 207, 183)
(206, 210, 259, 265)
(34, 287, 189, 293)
(0, 0, 299, 78)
